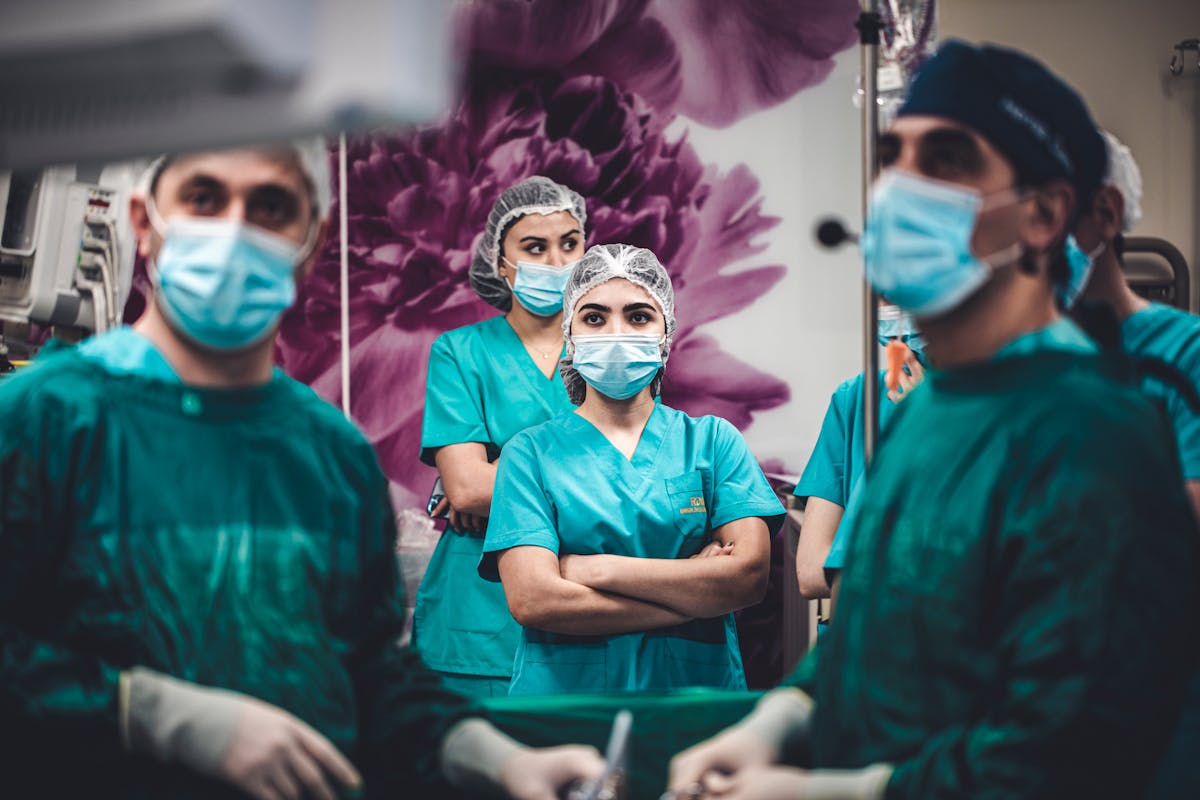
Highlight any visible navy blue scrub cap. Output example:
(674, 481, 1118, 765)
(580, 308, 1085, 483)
(899, 39, 1107, 210)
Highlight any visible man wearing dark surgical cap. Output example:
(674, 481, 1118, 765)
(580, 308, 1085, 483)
(667, 40, 1199, 800)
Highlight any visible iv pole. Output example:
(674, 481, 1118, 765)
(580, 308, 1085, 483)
(858, 2, 883, 465)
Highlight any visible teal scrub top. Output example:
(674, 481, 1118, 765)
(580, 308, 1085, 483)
(794, 371, 898, 572)
(824, 318, 1095, 570)
(1122, 303, 1200, 479)
(480, 403, 785, 695)
(415, 315, 574, 678)
(0, 335, 469, 799)
(793, 345, 1199, 798)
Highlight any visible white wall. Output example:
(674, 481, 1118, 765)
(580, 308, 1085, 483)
(673, 49, 865, 476)
(941, 0, 1200, 308)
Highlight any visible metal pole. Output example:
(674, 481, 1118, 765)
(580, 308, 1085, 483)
(338, 132, 352, 420)
(858, 3, 882, 465)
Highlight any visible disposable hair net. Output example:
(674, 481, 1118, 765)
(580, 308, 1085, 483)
(468, 176, 588, 310)
(560, 244, 676, 405)
(1102, 131, 1143, 233)
(135, 137, 333, 218)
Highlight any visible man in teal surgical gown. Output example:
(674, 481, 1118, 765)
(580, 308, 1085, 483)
(667, 41, 1200, 800)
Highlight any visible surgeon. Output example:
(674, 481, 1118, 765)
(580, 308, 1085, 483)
(480, 243, 784, 695)
(667, 41, 1199, 799)
(0, 142, 605, 800)
(1067, 132, 1200, 519)
(1065, 132, 1200, 799)
(793, 301, 924, 600)
(416, 176, 585, 697)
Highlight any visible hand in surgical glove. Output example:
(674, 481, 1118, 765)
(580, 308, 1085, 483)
(121, 668, 362, 800)
(886, 347, 925, 403)
(698, 764, 892, 800)
(442, 718, 605, 800)
(695, 764, 809, 799)
(500, 745, 607, 800)
(668, 689, 813, 793)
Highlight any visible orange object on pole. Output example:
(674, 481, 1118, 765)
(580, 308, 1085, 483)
(885, 339, 908, 392)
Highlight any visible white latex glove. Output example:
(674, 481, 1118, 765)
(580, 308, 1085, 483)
(502, 745, 608, 800)
(441, 718, 605, 800)
(668, 688, 813, 793)
(120, 668, 361, 800)
(702, 763, 892, 800)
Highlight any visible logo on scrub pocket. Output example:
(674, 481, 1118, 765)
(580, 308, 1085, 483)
(679, 496, 706, 515)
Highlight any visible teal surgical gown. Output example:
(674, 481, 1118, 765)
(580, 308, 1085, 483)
(0, 329, 467, 800)
(1120, 303, 1200, 798)
(416, 315, 574, 685)
(480, 403, 784, 695)
(794, 335, 1200, 798)
(794, 371, 898, 571)
(1122, 302, 1200, 479)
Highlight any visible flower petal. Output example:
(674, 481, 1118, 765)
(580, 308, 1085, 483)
(646, 0, 858, 127)
(460, 0, 648, 71)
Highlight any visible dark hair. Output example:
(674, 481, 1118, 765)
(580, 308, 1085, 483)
(496, 214, 525, 270)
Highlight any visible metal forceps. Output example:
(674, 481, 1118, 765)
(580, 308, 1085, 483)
(565, 709, 633, 800)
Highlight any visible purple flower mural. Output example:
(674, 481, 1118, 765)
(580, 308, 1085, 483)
(272, 0, 857, 511)
(115, 0, 860, 688)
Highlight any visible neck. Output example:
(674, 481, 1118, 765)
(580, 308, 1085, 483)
(919, 266, 1059, 369)
(134, 300, 276, 387)
(1078, 251, 1149, 321)
(576, 387, 656, 430)
(506, 303, 564, 345)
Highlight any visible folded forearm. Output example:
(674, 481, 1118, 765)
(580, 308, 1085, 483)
(435, 446, 498, 517)
(579, 554, 766, 618)
(512, 578, 691, 635)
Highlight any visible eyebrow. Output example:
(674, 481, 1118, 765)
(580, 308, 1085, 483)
(174, 173, 225, 194)
(919, 126, 985, 173)
(578, 302, 658, 313)
(174, 174, 301, 199)
(519, 228, 582, 244)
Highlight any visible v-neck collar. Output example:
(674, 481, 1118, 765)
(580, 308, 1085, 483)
(565, 402, 672, 488)
(497, 316, 565, 383)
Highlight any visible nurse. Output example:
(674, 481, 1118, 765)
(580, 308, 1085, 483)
(481, 243, 785, 695)
(794, 302, 924, 600)
(415, 176, 585, 697)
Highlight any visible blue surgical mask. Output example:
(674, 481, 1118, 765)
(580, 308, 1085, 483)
(152, 216, 306, 350)
(507, 258, 576, 317)
(877, 303, 927, 364)
(863, 170, 1023, 317)
(571, 333, 663, 400)
(1059, 235, 1105, 309)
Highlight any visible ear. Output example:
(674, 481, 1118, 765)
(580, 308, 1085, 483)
(1022, 179, 1075, 254)
(295, 218, 329, 282)
(129, 194, 157, 259)
(1092, 185, 1125, 241)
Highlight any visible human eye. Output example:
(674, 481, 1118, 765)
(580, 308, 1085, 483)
(918, 129, 983, 181)
(877, 133, 900, 168)
(629, 310, 652, 324)
(248, 186, 300, 230)
(182, 185, 224, 216)
(581, 311, 605, 326)
(561, 236, 579, 252)
(524, 242, 546, 256)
